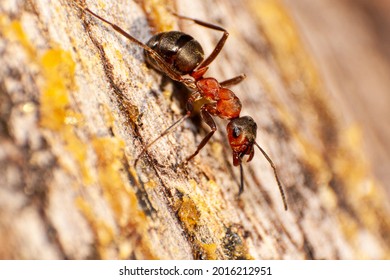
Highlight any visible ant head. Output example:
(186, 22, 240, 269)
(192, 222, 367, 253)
(227, 117, 288, 210)
(226, 116, 257, 166)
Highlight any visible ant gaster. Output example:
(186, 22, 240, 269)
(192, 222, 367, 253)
(76, 4, 288, 211)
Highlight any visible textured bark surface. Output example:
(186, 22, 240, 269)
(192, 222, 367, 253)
(1, 0, 389, 259)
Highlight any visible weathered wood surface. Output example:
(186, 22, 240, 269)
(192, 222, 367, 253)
(0, 0, 389, 259)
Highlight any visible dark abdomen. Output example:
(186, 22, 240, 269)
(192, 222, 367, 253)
(145, 31, 204, 75)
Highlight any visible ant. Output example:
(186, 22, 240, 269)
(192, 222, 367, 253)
(75, 3, 288, 211)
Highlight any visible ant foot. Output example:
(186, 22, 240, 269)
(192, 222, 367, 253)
(176, 160, 189, 170)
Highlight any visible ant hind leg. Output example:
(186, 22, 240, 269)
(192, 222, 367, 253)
(171, 12, 229, 69)
(75, 4, 194, 87)
(134, 94, 198, 167)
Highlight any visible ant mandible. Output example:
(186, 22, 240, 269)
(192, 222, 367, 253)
(75, 3, 288, 211)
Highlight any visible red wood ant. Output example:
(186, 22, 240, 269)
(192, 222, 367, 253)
(76, 4, 288, 210)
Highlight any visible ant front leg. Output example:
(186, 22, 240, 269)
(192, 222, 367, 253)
(184, 103, 217, 164)
(220, 74, 246, 88)
(172, 12, 229, 69)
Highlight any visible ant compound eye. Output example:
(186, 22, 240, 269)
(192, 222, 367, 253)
(233, 126, 241, 138)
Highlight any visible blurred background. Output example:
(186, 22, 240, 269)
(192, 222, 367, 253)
(284, 0, 390, 197)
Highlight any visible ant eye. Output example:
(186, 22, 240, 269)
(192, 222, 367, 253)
(233, 126, 241, 138)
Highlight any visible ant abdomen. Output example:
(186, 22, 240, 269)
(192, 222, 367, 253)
(145, 31, 204, 75)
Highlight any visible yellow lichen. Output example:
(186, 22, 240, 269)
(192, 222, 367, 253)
(176, 178, 253, 259)
(198, 242, 218, 260)
(91, 137, 155, 259)
(141, 0, 176, 32)
(178, 195, 200, 232)
(1, 17, 92, 184)
(2, 19, 35, 58)
(75, 196, 115, 258)
(39, 48, 93, 184)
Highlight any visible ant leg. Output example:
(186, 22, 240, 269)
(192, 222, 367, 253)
(172, 12, 229, 69)
(184, 103, 217, 163)
(134, 94, 198, 166)
(220, 74, 246, 88)
(134, 114, 190, 166)
(75, 5, 195, 88)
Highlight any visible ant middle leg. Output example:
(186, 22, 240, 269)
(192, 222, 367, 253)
(184, 103, 217, 164)
(220, 74, 247, 88)
(172, 12, 229, 69)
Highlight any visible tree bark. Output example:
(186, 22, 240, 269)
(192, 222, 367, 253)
(0, 0, 389, 259)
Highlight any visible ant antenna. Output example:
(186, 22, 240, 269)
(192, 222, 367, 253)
(238, 163, 244, 196)
(254, 142, 288, 211)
